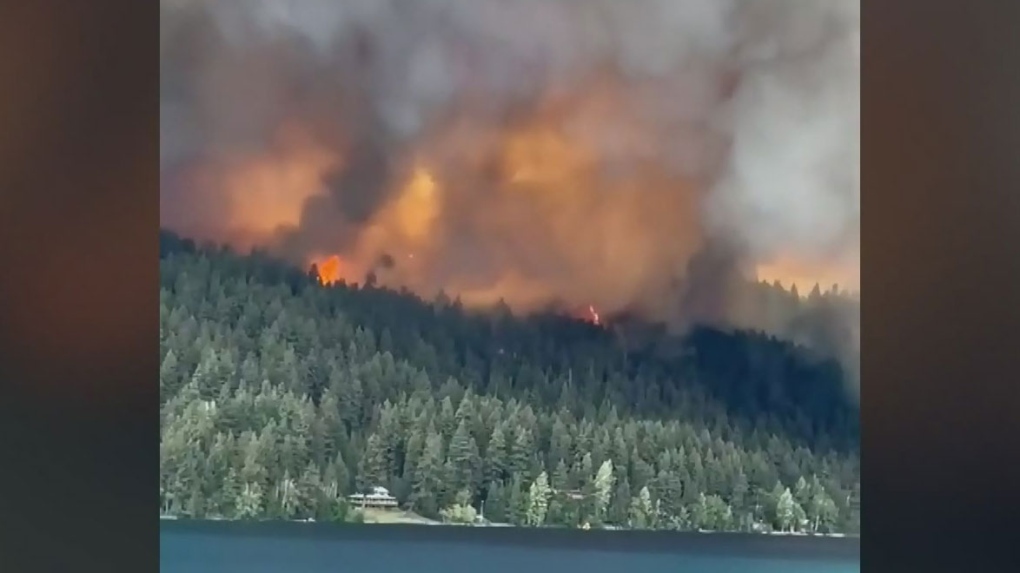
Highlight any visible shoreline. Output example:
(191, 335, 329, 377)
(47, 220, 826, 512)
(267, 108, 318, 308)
(159, 513, 857, 538)
(160, 517, 860, 562)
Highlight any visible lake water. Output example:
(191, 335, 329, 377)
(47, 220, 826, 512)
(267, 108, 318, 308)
(161, 521, 860, 573)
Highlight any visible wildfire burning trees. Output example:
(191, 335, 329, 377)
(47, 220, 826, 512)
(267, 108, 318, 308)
(310, 255, 344, 286)
(307, 254, 607, 327)
(161, 0, 859, 350)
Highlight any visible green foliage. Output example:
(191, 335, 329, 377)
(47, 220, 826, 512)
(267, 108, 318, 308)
(158, 234, 860, 533)
(592, 460, 615, 523)
(440, 490, 478, 524)
(629, 486, 655, 529)
(526, 471, 551, 526)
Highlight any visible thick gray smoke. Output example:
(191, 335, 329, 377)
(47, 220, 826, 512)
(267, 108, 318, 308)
(161, 0, 860, 391)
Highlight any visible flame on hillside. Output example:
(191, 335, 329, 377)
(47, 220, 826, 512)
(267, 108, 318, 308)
(246, 78, 709, 318)
(179, 92, 855, 316)
(161, 0, 859, 337)
(311, 255, 345, 286)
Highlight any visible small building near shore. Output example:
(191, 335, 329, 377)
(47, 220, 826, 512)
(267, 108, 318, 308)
(553, 488, 587, 501)
(348, 486, 398, 509)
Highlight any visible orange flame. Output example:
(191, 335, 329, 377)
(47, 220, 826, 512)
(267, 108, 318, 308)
(311, 255, 344, 286)
(569, 304, 602, 325)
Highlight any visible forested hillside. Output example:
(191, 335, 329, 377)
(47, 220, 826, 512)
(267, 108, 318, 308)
(159, 231, 860, 533)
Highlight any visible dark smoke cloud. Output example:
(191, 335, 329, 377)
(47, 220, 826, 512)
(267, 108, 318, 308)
(160, 0, 859, 392)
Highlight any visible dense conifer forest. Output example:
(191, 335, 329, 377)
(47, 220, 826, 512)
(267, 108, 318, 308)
(159, 231, 860, 534)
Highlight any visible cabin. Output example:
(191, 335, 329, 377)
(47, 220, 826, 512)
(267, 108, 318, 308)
(553, 488, 587, 501)
(348, 486, 398, 509)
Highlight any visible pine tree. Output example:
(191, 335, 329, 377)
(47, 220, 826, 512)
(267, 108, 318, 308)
(440, 489, 478, 524)
(403, 427, 426, 483)
(551, 459, 570, 493)
(793, 475, 811, 509)
(731, 468, 749, 512)
(220, 469, 241, 518)
(592, 459, 615, 523)
(186, 487, 206, 519)
(277, 472, 299, 519)
(328, 452, 351, 496)
(526, 471, 551, 526)
(296, 462, 322, 519)
(356, 433, 388, 493)
(809, 488, 839, 533)
(608, 476, 631, 525)
(774, 486, 797, 532)
(239, 435, 267, 493)
(509, 427, 533, 478)
(484, 424, 508, 485)
(656, 469, 684, 519)
(630, 449, 654, 492)
(160, 349, 182, 402)
(448, 419, 481, 497)
(410, 430, 444, 517)
(484, 480, 507, 524)
(702, 494, 734, 531)
(628, 486, 654, 529)
(507, 474, 527, 526)
(318, 389, 345, 463)
(548, 417, 572, 470)
(333, 372, 363, 432)
(236, 482, 263, 519)
(579, 452, 594, 489)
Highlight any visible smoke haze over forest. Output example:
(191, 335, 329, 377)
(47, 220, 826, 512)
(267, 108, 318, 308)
(160, 0, 859, 375)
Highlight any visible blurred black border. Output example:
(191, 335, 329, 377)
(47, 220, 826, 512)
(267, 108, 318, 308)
(862, 2, 1020, 571)
(1, 1, 1018, 571)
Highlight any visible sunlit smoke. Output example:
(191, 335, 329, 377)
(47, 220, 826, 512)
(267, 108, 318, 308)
(161, 0, 860, 358)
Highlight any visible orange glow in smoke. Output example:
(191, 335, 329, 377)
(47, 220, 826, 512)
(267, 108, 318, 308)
(755, 251, 860, 295)
(182, 123, 343, 251)
(184, 74, 854, 314)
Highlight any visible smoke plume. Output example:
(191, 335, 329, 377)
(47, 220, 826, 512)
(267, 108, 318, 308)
(161, 0, 859, 373)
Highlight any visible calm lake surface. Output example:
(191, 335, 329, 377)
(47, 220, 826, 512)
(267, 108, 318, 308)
(161, 521, 859, 573)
